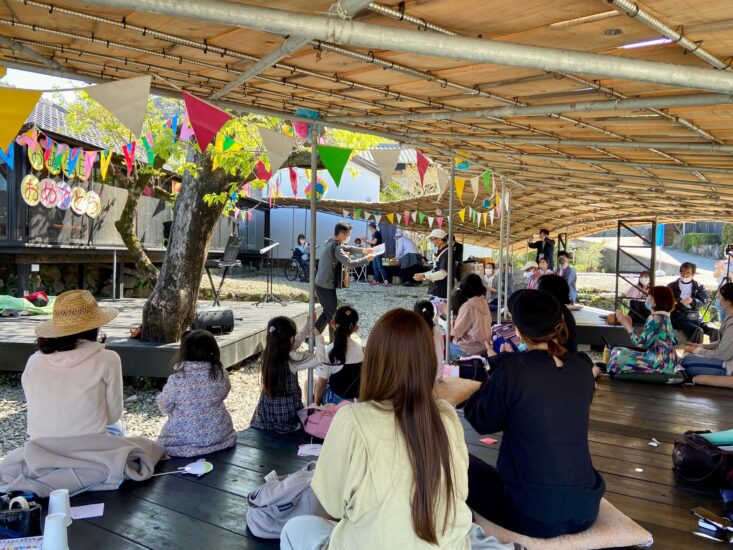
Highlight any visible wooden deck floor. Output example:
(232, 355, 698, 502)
(64, 376, 730, 549)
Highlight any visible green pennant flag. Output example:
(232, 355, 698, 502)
(354, 208, 362, 219)
(483, 171, 491, 193)
(223, 135, 237, 152)
(317, 145, 352, 187)
(418, 212, 425, 224)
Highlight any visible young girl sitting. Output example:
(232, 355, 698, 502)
(314, 306, 363, 405)
(250, 316, 326, 433)
(156, 330, 236, 457)
(414, 300, 445, 376)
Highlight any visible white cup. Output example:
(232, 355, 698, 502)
(42, 512, 68, 550)
(48, 489, 71, 526)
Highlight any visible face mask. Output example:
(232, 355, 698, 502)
(342, 235, 351, 245)
(639, 277, 650, 286)
(680, 276, 693, 283)
(485, 269, 494, 275)
(645, 298, 654, 311)
(517, 341, 528, 352)
(558, 258, 566, 265)
(523, 271, 534, 279)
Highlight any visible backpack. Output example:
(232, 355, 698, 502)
(297, 400, 352, 440)
(245, 462, 329, 539)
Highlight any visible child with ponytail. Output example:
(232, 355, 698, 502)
(314, 306, 364, 405)
(462, 289, 605, 538)
(250, 316, 326, 433)
(414, 300, 445, 376)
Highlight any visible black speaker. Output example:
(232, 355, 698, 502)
(192, 308, 235, 334)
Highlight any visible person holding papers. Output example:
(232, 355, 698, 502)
(414, 229, 451, 301)
(363, 222, 390, 287)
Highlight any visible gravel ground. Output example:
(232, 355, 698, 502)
(0, 271, 692, 458)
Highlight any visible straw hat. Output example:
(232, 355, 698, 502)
(35, 290, 118, 338)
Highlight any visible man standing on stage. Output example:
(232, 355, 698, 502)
(528, 229, 556, 270)
(314, 222, 374, 333)
(413, 229, 450, 300)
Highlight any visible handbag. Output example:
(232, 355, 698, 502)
(457, 356, 489, 382)
(672, 430, 733, 486)
(0, 495, 42, 540)
(297, 400, 352, 440)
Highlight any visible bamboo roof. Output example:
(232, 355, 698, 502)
(4, 0, 733, 245)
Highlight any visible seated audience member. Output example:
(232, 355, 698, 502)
(715, 255, 733, 322)
(450, 273, 492, 358)
(463, 290, 604, 538)
(156, 330, 236, 457)
(280, 309, 474, 549)
(668, 262, 709, 343)
(626, 271, 651, 324)
(23, 290, 122, 439)
(314, 306, 363, 405)
(608, 286, 677, 375)
(250, 316, 326, 433)
(394, 232, 422, 286)
(414, 300, 445, 375)
(537, 274, 578, 354)
(530, 258, 551, 289)
(682, 282, 733, 377)
(294, 234, 310, 270)
(556, 251, 577, 303)
(483, 262, 499, 303)
(522, 261, 539, 289)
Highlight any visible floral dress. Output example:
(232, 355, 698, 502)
(157, 361, 237, 457)
(608, 312, 678, 374)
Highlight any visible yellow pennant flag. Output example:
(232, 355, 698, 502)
(458, 208, 466, 222)
(455, 177, 465, 205)
(212, 133, 224, 170)
(482, 212, 488, 226)
(99, 150, 113, 181)
(0, 53, 6, 78)
(0, 89, 42, 149)
(386, 213, 395, 224)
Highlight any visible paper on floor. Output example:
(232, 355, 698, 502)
(70, 503, 104, 519)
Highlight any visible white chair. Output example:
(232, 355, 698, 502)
(350, 264, 368, 283)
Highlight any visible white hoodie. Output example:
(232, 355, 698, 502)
(22, 340, 123, 439)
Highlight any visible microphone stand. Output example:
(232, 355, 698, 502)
(256, 241, 286, 307)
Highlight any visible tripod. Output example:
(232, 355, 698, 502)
(256, 240, 286, 307)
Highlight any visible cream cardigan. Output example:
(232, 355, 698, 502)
(22, 340, 123, 439)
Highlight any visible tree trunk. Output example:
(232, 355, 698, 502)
(114, 172, 159, 284)
(141, 152, 234, 343)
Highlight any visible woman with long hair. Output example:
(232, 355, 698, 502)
(450, 273, 492, 358)
(281, 309, 475, 549)
(463, 289, 605, 538)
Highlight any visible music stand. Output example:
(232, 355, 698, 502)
(204, 236, 243, 306)
(256, 240, 286, 307)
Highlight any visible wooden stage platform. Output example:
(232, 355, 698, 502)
(63, 376, 730, 549)
(0, 299, 318, 377)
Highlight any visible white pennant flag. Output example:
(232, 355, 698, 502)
(428, 216, 434, 228)
(470, 176, 480, 202)
(411, 210, 418, 222)
(370, 148, 402, 184)
(343, 209, 349, 218)
(374, 214, 382, 225)
(489, 210, 495, 225)
(477, 214, 481, 228)
(258, 126, 296, 172)
(437, 167, 450, 201)
(363, 211, 371, 220)
(86, 75, 152, 137)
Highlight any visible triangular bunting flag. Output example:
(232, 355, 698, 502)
(354, 209, 362, 219)
(470, 176, 480, 202)
(122, 142, 136, 178)
(403, 211, 410, 225)
(386, 213, 395, 224)
(428, 216, 434, 228)
(67, 147, 82, 176)
(142, 133, 155, 165)
(83, 150, 98, 181)
(477, 213, 481, 228)
(317, 145, 352, 187)
(482, 212, 488, 226)
(179, 110, 194, 141)
(416, 151, 429, 186)
(182, 92, 232, 152)
(436, 167, 449, 201)
(437, 217, 444, 229)
(343, 209, 350, 219)
(16, 127, 39, 151)
(167, 114, 179, 143)
(458, 208, 466, 223)
(100, 150, 112, 181)
(483, 171, 491, 193)
(411, 211, 418, 223)
(223, 135, 239, 152)
(247, 210, 253, 221)
(289, 167, 298, 196)
(455, 178, 465, 205)
(370, 148, 401, 184)
(0, 143, 14, 169)
(363, 211, 371, 221)
(418, 212, 425, 224)
(0, 89, 42, 149)
(489, 210, 495, 225)
(86, 76, 151, 137)
(254, 160, 272, 182)
(374, 214, 382, 225)
(258, 126, 296, 173)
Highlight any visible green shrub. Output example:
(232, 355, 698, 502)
(720, 224, 733, 257)
(681, 233, 720, 252)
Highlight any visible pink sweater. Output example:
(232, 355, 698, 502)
(451, 296, 493, 355)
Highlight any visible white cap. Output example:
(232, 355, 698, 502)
(522, 261, 538, 271)
(394, 232, 403, 238)
(429, 229, 447, 240)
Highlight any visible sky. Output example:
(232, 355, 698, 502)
(0, 68, 93, 102)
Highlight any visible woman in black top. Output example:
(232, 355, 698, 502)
(537, 273, 578, 354)
(464, 289, 605, 538)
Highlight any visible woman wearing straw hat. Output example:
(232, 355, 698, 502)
(22, 290, 123, 439)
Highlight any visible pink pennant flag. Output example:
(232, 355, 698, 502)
(83, 150, 98, 181)
(289, 167, 298, 196)
(16, 128, 39, 151)
(403, 210, 410, 225)
(247, 210, 253, 221)
(255, 160, 272, 182)
(437, 217, 444, 229)
(182, 92, 232, 152)
(179, 110, 195, 141)
(122, 142, 136, 178)
(416, 151, 429, 186)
